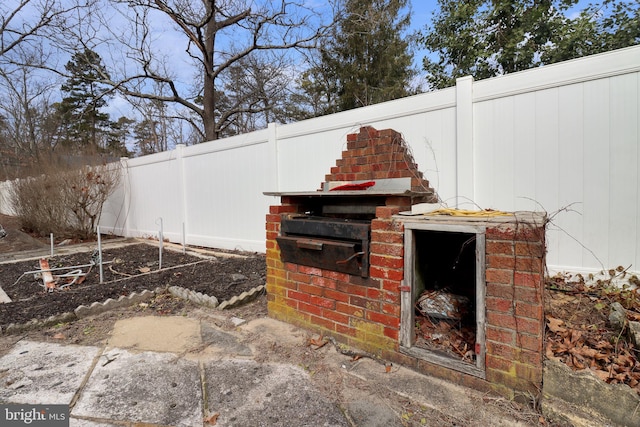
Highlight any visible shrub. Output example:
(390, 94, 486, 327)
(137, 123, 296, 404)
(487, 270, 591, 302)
(9, 162, 120, 240)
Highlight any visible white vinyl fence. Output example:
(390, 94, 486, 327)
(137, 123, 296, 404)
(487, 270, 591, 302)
(1, 45, 639, 276)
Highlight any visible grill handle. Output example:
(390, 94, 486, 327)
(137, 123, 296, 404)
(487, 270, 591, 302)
(336, 251, 365, 265)
(296, 239, 324, 250)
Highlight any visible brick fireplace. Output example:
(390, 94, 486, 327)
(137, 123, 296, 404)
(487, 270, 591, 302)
(265, 126, 546, 397)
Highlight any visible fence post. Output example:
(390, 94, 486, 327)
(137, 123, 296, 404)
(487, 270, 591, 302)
(119, 157, 131, 237)
(456, 76, 474, 208)
(267, 123, 279, 191)
(176, 144, 187, 246)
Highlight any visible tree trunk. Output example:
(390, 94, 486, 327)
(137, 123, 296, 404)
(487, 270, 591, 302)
(203, 19, 217, 142)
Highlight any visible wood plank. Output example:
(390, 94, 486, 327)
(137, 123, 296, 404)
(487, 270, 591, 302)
(400, 228, 415, 347)
(400, 345, 486, 379)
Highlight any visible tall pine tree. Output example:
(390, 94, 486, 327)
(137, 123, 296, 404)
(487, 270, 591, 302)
(318, 0, 414, 112)
(56, 49, 114, 152)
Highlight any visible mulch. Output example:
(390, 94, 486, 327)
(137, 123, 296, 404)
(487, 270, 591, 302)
(0, 243, 265, 329)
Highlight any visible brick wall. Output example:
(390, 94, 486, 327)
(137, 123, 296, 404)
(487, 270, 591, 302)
(322, 126, 434, 193)
(266, 126, 546, 398)
(266, 201, 408, 354)
(484, 221, 546, 395)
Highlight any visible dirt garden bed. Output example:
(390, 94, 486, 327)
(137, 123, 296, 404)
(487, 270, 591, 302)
(0, 242, 265, 330)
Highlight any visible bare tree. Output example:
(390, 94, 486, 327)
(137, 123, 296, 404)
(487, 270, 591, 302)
(0, 0, 102, 177)
(2, 0, 59, 58)
(1, 0, 337, 157)
(219, 53, 296, 136)
(128, 82, 187, 154)
(81, 0, 337, 142)
(0, 0, 94, 60)
(0, 45, 62, 177)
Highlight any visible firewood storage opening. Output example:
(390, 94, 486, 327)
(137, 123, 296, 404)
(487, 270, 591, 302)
(401, 223, 486, 378)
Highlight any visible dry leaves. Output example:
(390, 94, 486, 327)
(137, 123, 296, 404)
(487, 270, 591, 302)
(545, 316, 567, 334)
(308, 334, 328, 349)
(415, 316, 476, 363)
(546, 321, 640, 387)
(204, 412, 219, 425)
(545, 274, 640, 394)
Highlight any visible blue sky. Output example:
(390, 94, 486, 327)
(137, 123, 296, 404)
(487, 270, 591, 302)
(406, 1, 439, 70)
(409, 1, 438, 29)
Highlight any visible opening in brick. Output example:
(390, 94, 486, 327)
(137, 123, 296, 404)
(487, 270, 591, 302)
(413, 230, 477, 365)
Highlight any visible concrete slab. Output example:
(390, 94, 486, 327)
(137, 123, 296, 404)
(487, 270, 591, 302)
(344, 398, 404, 427)
(204, 358, 349, 426)
(543, 359, 640, 427)
(107, 316, 201, 353)
(0, 340, 100, 405)
(239, 317, 308, 347)
(198, 323, 253, 358)
(344, 357, 529, 427)
(72, 348, 202, 427)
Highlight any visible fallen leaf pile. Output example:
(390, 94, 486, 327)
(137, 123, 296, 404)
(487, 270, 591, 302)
(545, 268, 640, 394)
(415, 316, 476, 363)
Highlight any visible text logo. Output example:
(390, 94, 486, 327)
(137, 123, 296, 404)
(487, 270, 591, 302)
(1, 405, 68, 426)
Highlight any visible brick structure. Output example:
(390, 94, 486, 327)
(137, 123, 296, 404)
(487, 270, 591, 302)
(323, 126, 434, 193)
(265, 126, 546, 398)
(266, 126, 434, 352)
(484, 222, 546, 393)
